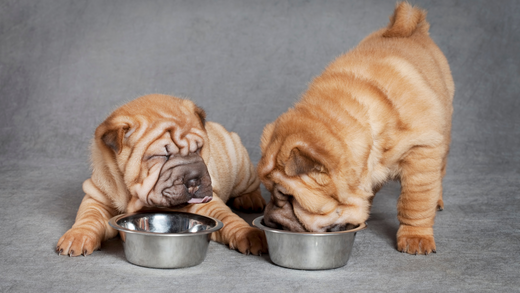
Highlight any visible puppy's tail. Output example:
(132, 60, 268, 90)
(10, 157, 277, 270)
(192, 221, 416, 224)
(383, 2, 429, 38)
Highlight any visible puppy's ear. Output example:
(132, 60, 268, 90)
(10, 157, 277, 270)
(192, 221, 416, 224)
(195, 106, 206, 127)
(285, 147, 327, 177)
(97, 123, 130, 154)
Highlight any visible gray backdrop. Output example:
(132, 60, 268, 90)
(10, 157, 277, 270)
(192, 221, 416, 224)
(1, 0, 519, 292)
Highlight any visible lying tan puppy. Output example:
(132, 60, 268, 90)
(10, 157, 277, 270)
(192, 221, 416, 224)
(258, 2, 454, 255)
(57, 94, 267, 256)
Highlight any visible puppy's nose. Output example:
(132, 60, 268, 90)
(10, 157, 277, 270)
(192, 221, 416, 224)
(185, 178, 201, 195)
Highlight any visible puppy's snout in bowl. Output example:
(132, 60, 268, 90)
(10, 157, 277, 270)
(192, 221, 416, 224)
(263, 198, 307, 232)
(253, 216, 366, 270)
(325, 223, 357, 232)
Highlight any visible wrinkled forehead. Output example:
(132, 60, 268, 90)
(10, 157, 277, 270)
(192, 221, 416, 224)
(108, 99, 204, 152)
(133, 117, 204, 153)
(117, 97, 194, 121)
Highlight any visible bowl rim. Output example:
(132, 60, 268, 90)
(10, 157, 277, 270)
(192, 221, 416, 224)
(108, 211, 223, 237)
(252, 216, 366, 236)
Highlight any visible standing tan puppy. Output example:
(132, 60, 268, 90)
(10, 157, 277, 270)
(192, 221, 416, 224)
(258, 2, 454, 255)
(57, 94, 267, 256)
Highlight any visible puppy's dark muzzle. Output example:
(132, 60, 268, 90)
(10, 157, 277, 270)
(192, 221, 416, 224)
(263, 198, 307, 232)
(154, 153, 213, 207)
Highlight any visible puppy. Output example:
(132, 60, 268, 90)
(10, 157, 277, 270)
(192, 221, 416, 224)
(258, 2, 454, 255)
(57, 94, 267, 256)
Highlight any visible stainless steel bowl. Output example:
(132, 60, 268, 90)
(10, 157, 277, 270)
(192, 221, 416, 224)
(253, 216, 366, 270)
(109, 211, 223, 268)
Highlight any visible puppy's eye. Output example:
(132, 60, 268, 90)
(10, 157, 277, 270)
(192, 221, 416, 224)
(277, 190, 293, 200)
(279, 191, 291, 197)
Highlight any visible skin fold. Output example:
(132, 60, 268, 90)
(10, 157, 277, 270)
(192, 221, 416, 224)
(258, 2, 454, 255)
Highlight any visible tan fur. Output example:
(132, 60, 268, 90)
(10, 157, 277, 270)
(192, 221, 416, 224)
(258, 2, 453, 254)
(57, 94, 267, 256)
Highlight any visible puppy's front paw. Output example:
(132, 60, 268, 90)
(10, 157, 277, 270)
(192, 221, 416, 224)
(56, 228, 101, 257)
(397, 225, 436, 255)
(229, 227, 268, 256)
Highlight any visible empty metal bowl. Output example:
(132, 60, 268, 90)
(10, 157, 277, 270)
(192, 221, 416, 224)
(109, 211, 223, 268)
(253, 216, 366, 270)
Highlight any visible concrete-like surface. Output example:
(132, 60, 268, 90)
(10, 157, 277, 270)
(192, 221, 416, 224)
(1, 1, 519, 292)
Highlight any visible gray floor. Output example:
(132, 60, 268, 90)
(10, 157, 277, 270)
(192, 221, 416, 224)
(1, 0, 519, 292)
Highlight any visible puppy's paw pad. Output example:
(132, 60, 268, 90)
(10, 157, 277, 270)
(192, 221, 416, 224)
(231, 227, 268, 256)
(230, 188, 266, 213)
(56, 228, 101, 257)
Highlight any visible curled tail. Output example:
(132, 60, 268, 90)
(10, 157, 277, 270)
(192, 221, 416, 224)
(383, 2, 429, 38)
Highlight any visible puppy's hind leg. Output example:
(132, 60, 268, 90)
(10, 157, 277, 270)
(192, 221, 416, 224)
(396, 145, 446, 255)
(229, 187, 266, 213)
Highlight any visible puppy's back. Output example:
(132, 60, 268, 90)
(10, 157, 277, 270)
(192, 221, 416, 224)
(204, 122, 260, 202)
(317, 2, 454, 132)
(359, 2, 454, 102)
